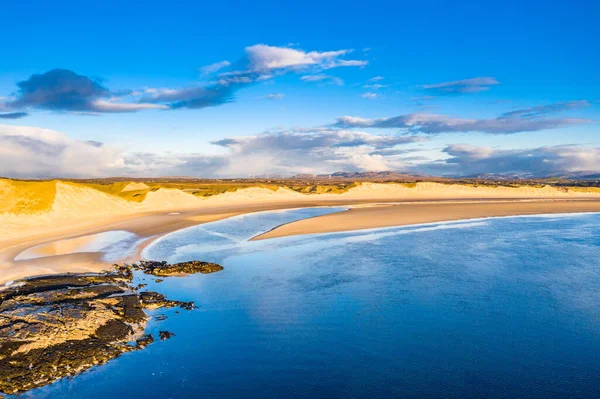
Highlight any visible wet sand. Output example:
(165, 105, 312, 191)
(0, 199, 382, 283)
(3, 198, 600, 284)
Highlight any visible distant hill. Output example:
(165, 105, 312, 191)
(469, 172, 600, 181)
(291, 171, 432, 180)
(472, 173, 529, 181)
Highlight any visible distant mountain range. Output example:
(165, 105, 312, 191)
(472, 172, 600, 181)
(291, 171, 433, 180)
(289, 170, 600, 182)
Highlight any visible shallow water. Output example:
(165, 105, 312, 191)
(23, 210, 600, 398)
(15, 230, 142, 262)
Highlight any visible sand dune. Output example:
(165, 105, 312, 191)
(121, 182, 150, 191)
(2, 179, 600, 284)
(2, 180, 600, 245)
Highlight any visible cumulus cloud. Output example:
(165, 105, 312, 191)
(209, 129, 423, 175)
(212, 129, 422, 151)
(423, 77, 500, 95)
(2, 69, 167, 115)
(4, 123, 600, 179)
(331, 60, 368, 67)
(88, 99, 168, 112)
(7, 69, 110, 111)
(0, 124, 126, 178)
(2, 45, 367, 116)
(139, 84, 238, 109)
(244, 44, 365, 71)
(0, 124, 232, 178)
(0, 124, 423, 178)
(425, 143, 600, 177)
(333, 101, 591, 134)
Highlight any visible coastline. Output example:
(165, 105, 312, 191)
(253, 199, 600, 240)
(3, 197, 600, 285)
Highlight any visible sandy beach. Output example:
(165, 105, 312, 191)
(3, 180, 600, 284)
(253, 199, 600, 240)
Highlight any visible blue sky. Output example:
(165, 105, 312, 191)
(1, 0, 599, 178)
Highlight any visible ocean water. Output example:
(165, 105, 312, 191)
(23, 209, 600, 398)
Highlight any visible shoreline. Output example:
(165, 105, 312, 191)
(253, 199, 600, 241)
(3, 197, 600, 285)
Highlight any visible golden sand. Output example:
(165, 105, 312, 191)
(2, 178, 600, 284)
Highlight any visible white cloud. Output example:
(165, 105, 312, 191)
(245, 44, 361, 71)
(90, 99, 169, 112)
(4, 123, 600, 179)
(333, 101, 591, 134)
(361, 92, 379, 99)
(199, 60, 231, 75)
(209, 129, 423, 176)
(0, 124, 423, 178)
(335, 115, 374, 127)
(0, 124, 126, 178)
(2, 44, 369, 117)
(329, 60, 368, 68)
(427, 144, 600, 177)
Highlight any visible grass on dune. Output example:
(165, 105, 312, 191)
(5, 177, 598, 217)
(143, 182, 280, 197)
(80, 182, 150, 202)
(285, 182, 358, 194)
(397, 182, 417, 188)
(81, 181, 361, 198)
(0, 179, 57, 214)
(567, 187, 600, 194)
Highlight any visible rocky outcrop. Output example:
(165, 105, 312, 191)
(134, 260, 224, 276)
(0, 260, 222, 395)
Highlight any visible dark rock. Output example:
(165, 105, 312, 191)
(0, 258, 223, 395)
(136, 260, 224, 277)
(159, 331, 175, 340)
(139, 291, 195, 310)
(94, 319, 134, 341)
(136, 334, 154, 348)
(0, 338, 134, 394)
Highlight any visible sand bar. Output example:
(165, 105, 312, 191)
(253, 199, 600, 240)
(2, 198, 600, 284)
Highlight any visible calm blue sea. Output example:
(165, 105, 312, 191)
(24, 209, 600, 398)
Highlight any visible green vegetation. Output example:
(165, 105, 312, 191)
(566, 187, 600, 194)
(285, 182, 358, 194)
(148, 182, 280, 197)
(80, 182, 150, 202)
(397, 182, 417, 188)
